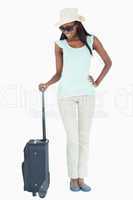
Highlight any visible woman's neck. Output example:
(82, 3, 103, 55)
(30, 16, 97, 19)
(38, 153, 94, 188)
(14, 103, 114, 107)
(67, 35, 80, 42)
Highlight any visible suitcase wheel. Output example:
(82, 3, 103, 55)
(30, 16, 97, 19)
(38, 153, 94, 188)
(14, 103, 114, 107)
(32, 192, 37, 196)
(38, 191, 47, 198)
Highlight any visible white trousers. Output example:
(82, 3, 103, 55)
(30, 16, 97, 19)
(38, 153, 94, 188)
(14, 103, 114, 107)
(57, 95, 96, 179)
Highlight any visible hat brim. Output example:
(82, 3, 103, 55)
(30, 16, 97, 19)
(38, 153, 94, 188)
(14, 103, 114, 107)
(55, 15, 85, 27)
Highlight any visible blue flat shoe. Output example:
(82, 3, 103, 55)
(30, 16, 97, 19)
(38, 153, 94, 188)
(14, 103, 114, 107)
(79, 184, 91, 192)
(70, 182, 80, 192)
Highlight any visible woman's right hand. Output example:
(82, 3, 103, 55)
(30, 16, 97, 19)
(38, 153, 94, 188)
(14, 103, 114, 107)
(38, 82, 49, 92)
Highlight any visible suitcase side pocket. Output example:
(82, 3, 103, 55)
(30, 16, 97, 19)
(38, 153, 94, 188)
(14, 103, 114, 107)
(22, 145, 30, 191)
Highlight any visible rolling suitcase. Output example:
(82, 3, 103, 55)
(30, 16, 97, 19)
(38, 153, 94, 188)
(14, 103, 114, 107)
(22, 91, 50, 198)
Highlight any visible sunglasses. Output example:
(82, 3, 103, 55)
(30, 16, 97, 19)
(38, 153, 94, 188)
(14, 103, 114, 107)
(59, 23, 76, 32)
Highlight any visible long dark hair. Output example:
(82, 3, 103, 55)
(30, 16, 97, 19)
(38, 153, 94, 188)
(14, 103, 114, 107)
(59, 21, 93, 56)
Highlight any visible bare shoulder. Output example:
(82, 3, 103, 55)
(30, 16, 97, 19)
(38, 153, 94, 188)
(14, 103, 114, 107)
(93, 35, 104, 50)
(54, 41, 63, 54)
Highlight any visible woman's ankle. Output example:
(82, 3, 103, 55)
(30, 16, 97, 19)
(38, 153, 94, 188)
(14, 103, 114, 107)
(78, 178, 85, 184)
(70, 178, 79, 185)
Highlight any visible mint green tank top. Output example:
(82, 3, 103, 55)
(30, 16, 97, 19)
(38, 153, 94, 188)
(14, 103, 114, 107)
(55, 35, 96, 98)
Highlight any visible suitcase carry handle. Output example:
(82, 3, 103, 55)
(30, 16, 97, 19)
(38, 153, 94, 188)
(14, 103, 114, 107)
(42, 91, 46, 141)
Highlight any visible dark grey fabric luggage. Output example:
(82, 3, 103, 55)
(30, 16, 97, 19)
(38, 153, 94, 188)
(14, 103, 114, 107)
(22, 91, 50, 198)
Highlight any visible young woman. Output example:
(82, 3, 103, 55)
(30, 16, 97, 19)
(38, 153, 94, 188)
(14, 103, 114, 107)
(38, 8, 112, 192)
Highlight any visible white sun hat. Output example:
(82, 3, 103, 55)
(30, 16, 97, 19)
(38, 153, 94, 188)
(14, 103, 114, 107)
(55, 8, 85, 27)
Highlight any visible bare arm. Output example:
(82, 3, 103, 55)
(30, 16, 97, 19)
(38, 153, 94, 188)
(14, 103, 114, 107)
(93, 35, 112, 86)
(45, 42, 63, 86)
(38, 42, 63, 91)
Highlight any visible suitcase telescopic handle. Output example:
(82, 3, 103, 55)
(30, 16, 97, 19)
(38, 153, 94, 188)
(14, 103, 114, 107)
(42, 90, 46, 141)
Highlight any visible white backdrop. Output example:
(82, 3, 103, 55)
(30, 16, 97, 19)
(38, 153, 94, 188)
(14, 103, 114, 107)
(0, 0, 133, 199)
